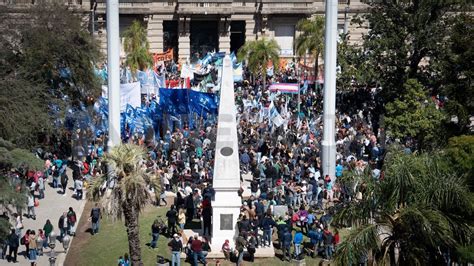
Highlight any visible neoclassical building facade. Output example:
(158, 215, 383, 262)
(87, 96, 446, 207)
(1, 0, 369, 61)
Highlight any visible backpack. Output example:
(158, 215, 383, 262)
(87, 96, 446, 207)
(20, 235, 26, 245)
(69, 213, 77, 223)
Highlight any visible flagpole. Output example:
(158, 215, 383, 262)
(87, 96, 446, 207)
(106, 0, 120, 149)
(322, 0, 338, 181)
(297, 66, 301, 130)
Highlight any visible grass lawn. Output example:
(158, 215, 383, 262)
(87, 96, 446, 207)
(68, 203, 338, 265)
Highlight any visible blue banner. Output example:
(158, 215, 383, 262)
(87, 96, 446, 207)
(189, 90, 219, 116)
(159, 88, 189, 115)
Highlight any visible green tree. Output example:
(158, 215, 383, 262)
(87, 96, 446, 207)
(344, 0, 466, 103)
(123, 20, 153, 76)
(295, 16, 324, 80)
(432, 14, 474, 135)
(444, 135, 474, 190)
(88, 144, 160, 265)
(334, 152, 473, 265)
(237, 38, 280, 90)
(384, 79, 445, 150)
(0, 3, 101, 148)
(0, 138, 41, 240)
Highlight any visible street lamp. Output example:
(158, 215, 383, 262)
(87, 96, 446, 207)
(62, 235, 71, 251)
(48, 231, 57, 266)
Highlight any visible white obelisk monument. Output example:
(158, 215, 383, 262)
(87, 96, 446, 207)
(211, 55, 242, 250)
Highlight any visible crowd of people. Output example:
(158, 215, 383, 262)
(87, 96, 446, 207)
(1, 56, 387, 266)
(142, 59, 386, 265)
(1, 149, 95, 264)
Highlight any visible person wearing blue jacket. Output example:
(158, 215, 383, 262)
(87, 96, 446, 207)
(261, 214, 276, 247)
(293, 230, 304, 258)
(281, 227, 292, 261)
(308, 227, 322, 257)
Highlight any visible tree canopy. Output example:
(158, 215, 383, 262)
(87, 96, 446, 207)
(237, 38, 280, 89)
(384, 79, 445, 150)
(88, 144, 160, 265)
(123, 20, 153, 75)
(0, 3, 101, 149)
(295, 16, 324, 79)
(334, 151, 473, 265)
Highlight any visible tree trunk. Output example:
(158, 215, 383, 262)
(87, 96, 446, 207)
(314, 53, 319, 83)
(123, 201, 142, 265)
(263, 70, 267, 91)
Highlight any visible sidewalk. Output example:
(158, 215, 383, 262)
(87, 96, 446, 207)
(14, 168, 86, 266)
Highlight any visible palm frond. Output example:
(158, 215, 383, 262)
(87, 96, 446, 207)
(334, 223, 380, 265)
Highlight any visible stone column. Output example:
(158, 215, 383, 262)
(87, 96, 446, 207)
(219, 16, 231, 54)
(245, 17, 257, 42)
(147, 15, 164, 53)
(178, 16, 190, 62)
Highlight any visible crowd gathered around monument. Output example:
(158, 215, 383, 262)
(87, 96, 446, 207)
(0, 56, 392, 266)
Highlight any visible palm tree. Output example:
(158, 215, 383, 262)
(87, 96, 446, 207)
(237, 38, 280, 90)
(122, 20, 153, 77)
(88, 144, 160, 265)
(333, 152, 473, 265)
(295, 16, 324, 81)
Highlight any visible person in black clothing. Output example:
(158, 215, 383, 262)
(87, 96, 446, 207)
(60, 172, 68, 194)
(247, 234, 257, 262)
(255, 200, 265, 222)
(238, 215, 250, 235)
(166, 205, 178, 237)
(250, 180, 259, 197)
(168, 234, 183, 266)
(7, 229, 19, 263)
(202, 203, 212, 236)
(150, 219, 161, 249)
(184, 194, 195, 224)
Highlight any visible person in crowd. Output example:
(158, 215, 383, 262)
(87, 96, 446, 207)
(60, 171, 68, 195)
(247, 234, 257, 262)
(58, 212, 68, 241)
(37, 175, 45, 199)
(308, 226, 323, 258)
(201, 237, 211, 260)
(323, 227, 334, 260)
(7, 229, 19, 263)
(168, 233, 183, 266)
(293, 230, 304, 258)
(67, 207, 77, 236)
(21, 230, 30, 259)
(74, 178, 84, 200)
(90, 203, 101, 235)
(281, 227, 292, 262)
(26, 193, 36, 220)
(42, 219, 53, 245)
(27, 230, 37, 266)
(178, 208, 186, 230)
(150, 219, 161, 249)
(191, 235, 206, 265)
(201, 198, 212, 236)
(235, 232, 247, 266)
(36, 229, 46, 255)
(221, 239, 231, 261)
(261, 213, 276, 247)
(166, 205, 178, 237)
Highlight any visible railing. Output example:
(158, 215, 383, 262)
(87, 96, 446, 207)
(1, 0, 82, 5)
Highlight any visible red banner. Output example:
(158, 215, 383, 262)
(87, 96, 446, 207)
(153, 49, 174, 63)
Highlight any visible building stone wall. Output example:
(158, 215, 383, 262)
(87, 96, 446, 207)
(1, 0, 370, 62)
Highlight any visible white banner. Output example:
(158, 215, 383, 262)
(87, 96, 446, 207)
(101, 82, 141, 111)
